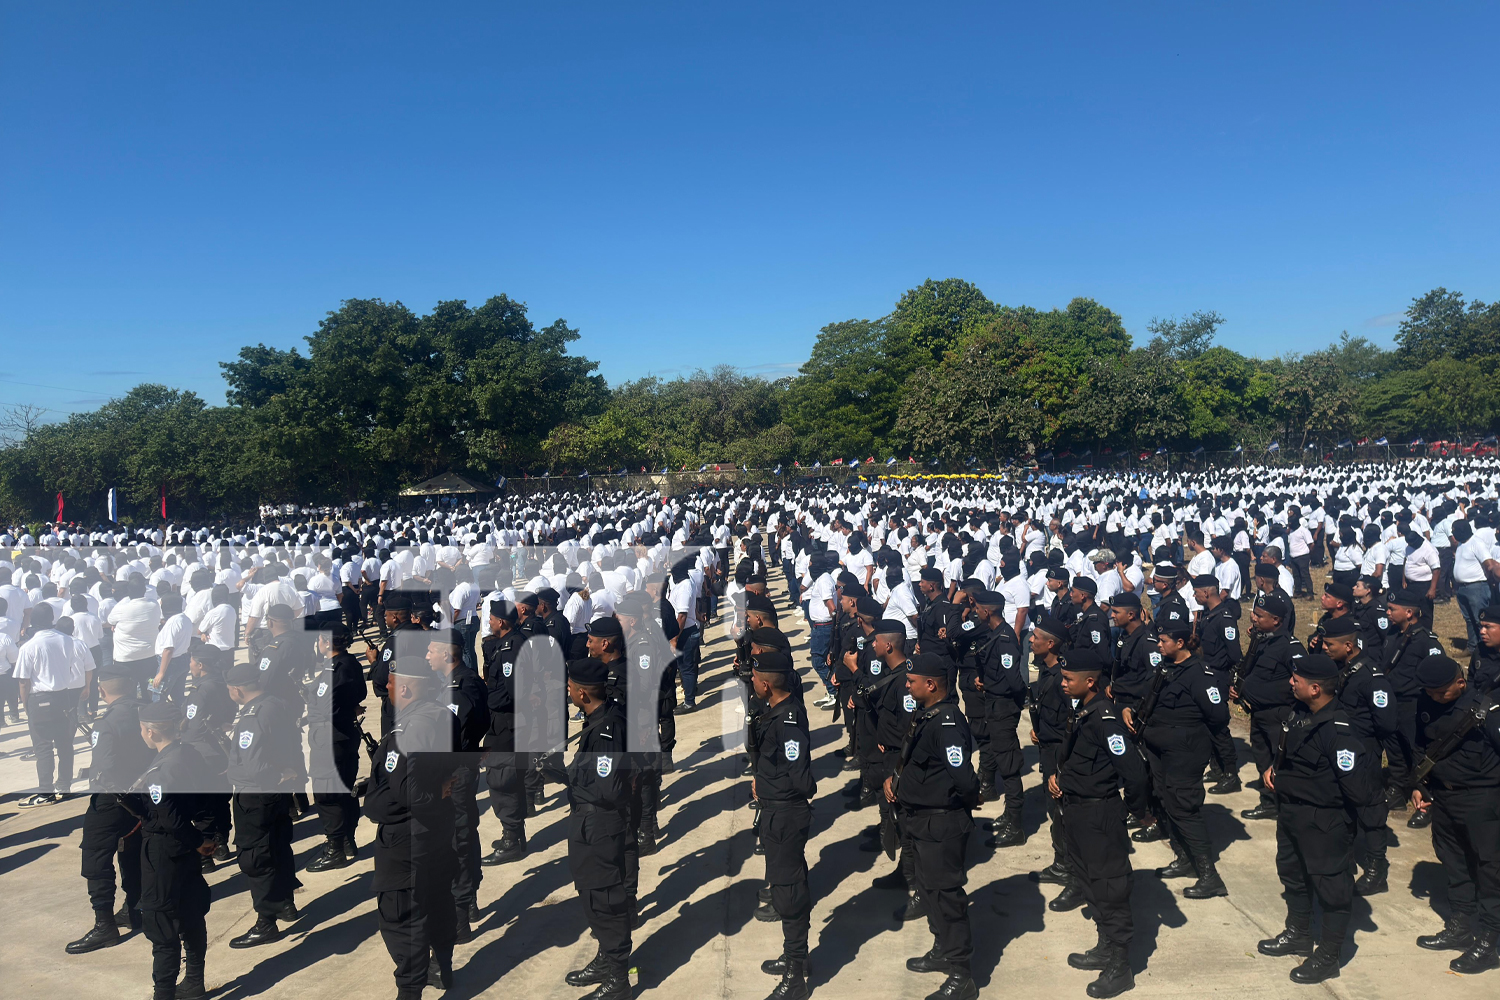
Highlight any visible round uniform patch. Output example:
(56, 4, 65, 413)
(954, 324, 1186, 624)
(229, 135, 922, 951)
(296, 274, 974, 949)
(149, 784, 162, 805)
(1207, 687, 1222, 704)
(185, 704, 197, 720)
(1001, 653, 1014, 669)
(945, 745, 964, 767)
(783, 739, 801, 762)
(502, 663, 513, 678)
(316, 681, 328, 699)
(903, 694, 916, 713)
(238, 731, 254, 749)
(258, 657, 271, 671)
(596, 755, 613, 778)
(1107, 734, 1127, 756)
(1336, 749, 1356, 772)
(1372, 690, 1389, 708)
(1225, 626, 1237, 641)
(870, 662, 881, 675)
(385, 750, 398, 772)
(962, 620, 975, 631)
(639, 654, 651, 671)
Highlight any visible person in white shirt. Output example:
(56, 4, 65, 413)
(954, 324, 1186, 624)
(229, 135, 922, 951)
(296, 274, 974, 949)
(0, 607, 19, 724)
(1400, 529, 1442, 600)
(15, 604, 93, 804)
(1211, 537, 1243, 600)
(198, 585, 238, 666)
(152, 593, 195, 701)
(106, 577, 161, 698)
(1285, 515, 1315, 597)
(804, 558, 838, 705)
(448, 572, 481, 673)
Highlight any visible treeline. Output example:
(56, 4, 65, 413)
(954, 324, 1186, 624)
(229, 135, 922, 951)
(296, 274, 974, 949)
(0, 281, 1497, 520)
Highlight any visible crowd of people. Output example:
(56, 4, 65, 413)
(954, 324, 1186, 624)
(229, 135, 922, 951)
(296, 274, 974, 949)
(2, 457, 1499, 1000)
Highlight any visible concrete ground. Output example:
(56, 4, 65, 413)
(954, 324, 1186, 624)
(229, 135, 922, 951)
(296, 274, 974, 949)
(1, 565, 1494, 1000)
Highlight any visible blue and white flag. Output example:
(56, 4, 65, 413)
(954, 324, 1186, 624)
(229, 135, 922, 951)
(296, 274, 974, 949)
(1267, 441, 1280, 453)
(885, 456, 897, 466)
(1233, 444, 1243, 453)
(107, 487, 118, 521)
(698, 464, 708, 473)
(1155, 446, 1168, 455)
(772, 464, 782, 475)
(1375, 437, 1388, 446)
(1411, 436, 1424, 447)
(494, 476, 507, 490)
(578, 469, 589, 479)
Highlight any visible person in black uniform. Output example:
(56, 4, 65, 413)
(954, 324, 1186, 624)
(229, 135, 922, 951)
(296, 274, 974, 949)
(1127, 610, 1229, 900)
(1253, 561, 1297, 637)
(1254, 652, 1382, 984)
(535, 587, 574, 653)
(368, 591, 421, 738)
(1193, 574, 1243, 794)
(181, 641, 234, 866)
(1351, 575, 1396, 662)
(1472, 606, 1500, 694)
(886, 652, 981, 1000)
(1234, 592, 1302, 821)
(1069, 577, 1112, 654)
(1052, 652, 1152, 999)
(66, 673, 154, 953)
(304, 623, 368, 872)
(481, 599, 529, 866)
(856, 619, 919, 914)
(426, 629, 489, 939)
(618, 589, 678, 827)
(840, 594, 882, 804)
(1025, 615, 1076, 885)
(1318, 616, 1399, 894)
(256, 603, 308, 705)
(970, 591, 1027, 847)
(916, 567, 963, 666)
(748, 650, 817, 1000)
(1382, 588, 1446, 821)
(224, 662, 302, 948)
(365, 658, 462, 998)
(585, 616, 644, 913)
(130, 701, 216, 1000)
(561, 657, 633, 1000)
(1410, 654, 1500, 974)
(1108, 593, 1154, 712)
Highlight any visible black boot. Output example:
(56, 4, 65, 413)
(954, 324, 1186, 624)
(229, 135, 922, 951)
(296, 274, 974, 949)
(925, 971, 979, 999)
(481, 831, 527, 866)
(637, 826, 659, 857)
(1354, 859, 1388, 896)
(989, 814, 1025, 847)
(1182, 856, 1227, 899)
(1257, 926, 1314, 957)
(306, 837, 349, 872)
(1407, 808, 1433, 829)
(427, 949, 454, 990)
(1240, 802, 1278, 821)
(65, 912, 121, 954)
(1087, 945, 1135, 998)
(1048, 882, 1087, 912)
(176, 951, 207, 1000)
(1289, 944, 1341, 983)
(1068, 932, 1112, 970)
(114, 902, 143, 929)
(581, 975, 631, 1000)
(344, 834, 358, 860)
(872, 869, 907, 889)
(1156, 852, 1196, 879)
(1450, 932, 1500, 974)
(898, 892, 929, 921)
(1130, 821, 1167, 842)
(754, 901, 780, 923)
(1417, 916, 1474, 951)
(757, 884, 773, 906)
(762, 958, 809, 1000)
(905, 949, 948, 973)
(1208, 774, 1242, 795)
(229, 916, 282, 949)
(1031, 861, 1072, 885)
(977, 782, 997, 804)
(760, 954, 809, 976)
(566, 951, 610, 986)
(1385, 785, 1407, 811)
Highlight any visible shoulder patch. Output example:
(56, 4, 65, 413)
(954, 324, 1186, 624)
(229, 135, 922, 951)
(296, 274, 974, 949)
(90, 730, 99, 747)
(258, 657, 271, 671)
(1225, 626, 1237, 640)
(1372, 690, 1388, 708)
(384, 749, 398, 772)
(502, 662, 513, 678)
(149, 784, 162, 804)
(1107, 733, 1127, 756)
(903, 694, 916, 713)
(962, 620, 975, 631)
(1091, 629, 1101, 644)
(945, 745, 964, 766)
(783, 739, 802, 761)
(238, 730, 254, 749)
(1001, 653, 1014, 669)
(870, 661, 881, 675)
(596, 755, 613, 777)
(1206, 686, 1221, 704)
(639, 654, 651, 671)
(185, 704, 197, 720)
(1336, 748, 1356, 771)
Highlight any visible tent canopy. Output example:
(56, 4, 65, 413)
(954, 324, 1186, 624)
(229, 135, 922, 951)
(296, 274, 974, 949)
(398, 472, 497, 497)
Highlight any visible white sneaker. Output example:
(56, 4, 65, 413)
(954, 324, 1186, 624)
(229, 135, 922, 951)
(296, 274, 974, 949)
(814, 693, 837, 709)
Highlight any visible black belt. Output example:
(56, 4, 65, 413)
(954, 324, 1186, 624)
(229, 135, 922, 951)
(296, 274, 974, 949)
(1061, 791, 1120, 805)
(757, 798, 812, 810)
(572, 802, 627, 815)
(900, 805, 959, 817)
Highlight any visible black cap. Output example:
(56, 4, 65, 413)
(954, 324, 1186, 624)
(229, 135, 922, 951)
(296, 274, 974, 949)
(1254, 591, 1290, 619)
(1060, 648, 1111, 672)
(1480, 605, 1500, 625)
(514, 590, 539, 608)
(1112, 592, 1142, 611)
(1156, 608, 1192, 638)
(488, 599, 518, 623)
(383, 591, 410, 611)
(1387, 588, 1425, 609)
(919, 567, 944, 583)
(974, 590, 1006, 608)
(266, 603, 294, 622)
(1032, 614, 1067, 640)
(1417, 654, 1463, 689)
(1072, 577, 1098, 596)
(567, 657, 609, 686)
(1254, 562, 1278, 580)
(1291, 652, 1339, 681)
(1153, 564, 1178, 580)
(873, 618, 908, 636)
(855, 596, 882, 619)
(748, 627, 791, 651)
(389, 656, 431, 678)
(428, 629, 463, 649)
(225, 662, 263, 687)
(1191, 574, 1219, 590)
(1045, 566, 1070, 582)
(907, 652, 948, 678)
(751, 650, 794, 675)
(587, 616, 624, 639)
(745, 592, 777, 616)
(139, 701, 183, 726)
(1324, 581, 1354, 604)
(1320, 615, 1359, 638)
(535, 587, 560, 606)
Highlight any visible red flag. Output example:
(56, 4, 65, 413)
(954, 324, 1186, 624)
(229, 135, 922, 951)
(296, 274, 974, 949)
(56, 492, 64, 521)
(160, 485, 166, 519)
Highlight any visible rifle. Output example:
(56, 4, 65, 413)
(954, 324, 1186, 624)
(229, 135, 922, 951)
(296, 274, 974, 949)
(1233, 630, 1268, 712)
(1132, 665, 1171, 732)
(1411, 698, 1497, 788)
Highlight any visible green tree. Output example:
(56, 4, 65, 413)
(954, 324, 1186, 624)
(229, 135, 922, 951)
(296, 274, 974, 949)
(884, 278, 998, 371)
(1145, 310, 1224, 360)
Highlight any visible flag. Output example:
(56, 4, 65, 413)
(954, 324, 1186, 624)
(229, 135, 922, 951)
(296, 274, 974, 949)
(1191, 445, 1205, 456)
(1337, 439, 1352, 449)
(107, 487, 117, 522)
(1484, 435, 1498, 445)
(660, 466, 669, 474)
(1305, 442, 1317, 451)
(1375, 437, 1388, 446)
(773, 464, 782, 475)
(812, 461, 821, 469)
(159, 485, 166, 519)
(1080, 448, 1092, 458)
(57, 492, 64, 521)
(847, 459, 858, 468)
(543, 468, 552, 477)
(495, 476, 508, 490)
(831, 458, 843, 465)
(698, 464, 708, 473)
(1155, 446, 1168, 455)
(907, 456, 916, 464)
(578, 469, 589, 479)
(714, 464, 721, 472)
(1411, 436, 1424, 447)
(929, 457, 940, 467)
(1233, 444, 1243, 453)
(1266, 441, 1279, 453)
(1038, 450, 1054, 461)
(1356, 437, 1368, 446)
(965, 456, 977, 467)
(618, 468, 628, 476)
(641, 465, 646, 472)
(793, 460, 801, 467)
(885, 456, 896, 466)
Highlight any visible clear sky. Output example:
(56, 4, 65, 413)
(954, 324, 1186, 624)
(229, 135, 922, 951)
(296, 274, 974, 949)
(3, 2, 1498, 420)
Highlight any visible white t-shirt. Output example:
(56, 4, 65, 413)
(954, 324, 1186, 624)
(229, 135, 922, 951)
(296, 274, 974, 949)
(806, 574, 835, 623)
(1213, 558, 1242, 600)
(154, 612, 195, 659)
(108, 596, 162, 663)
(200, 604, 238, 650)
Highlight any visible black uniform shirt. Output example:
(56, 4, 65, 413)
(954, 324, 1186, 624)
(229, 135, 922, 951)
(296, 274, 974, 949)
(127, 740, 214, 855)
(1030, 660, 1070, 744)
(1197, 600, 1244, 673)
(1416, 688, 1500, 791)
(1334, 654, 1398, 743)
(1142, 655, 1231, 729)
(364, 700, 461, 892)
(753, 696, 816, 803)
(89, 695, 154, 793)
(567, 699, 630, 812)
(225, 692, 302, 792)
(1272, 701, 1381, 809)
(301, 651, 367, 742)
(1057, 696, 1150, 813)
(976, 624, 1027, 703)
(1239, 629, 1301, 711)
(1071, 604, 1112, 653)
(895, 695, 979, 811)
(1383, 625, 1446, 699)
(482, 628, 524, 716)
(1110, 625, 1156, 704)
(440, 665, 489, 753)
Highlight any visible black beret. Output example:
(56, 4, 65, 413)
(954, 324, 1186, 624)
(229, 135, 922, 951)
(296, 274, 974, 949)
(266, 603, 294, 621)
(1032, 614, 1067, 639)
(383, 591, 410, 611)
(1480, 605, 1500, 625)
(1191, 574, 1219, 590)
(908, 652, 948, 678)
(1153, 564, 1178, 580)
(1323, 581, 1354, 604)
(874, 618, 909, 636)
(513, 590, 539, 607)
(1254, 591, 1290, 619)
(1387, 588, 1425, 609)
(587, 616, 624, 639)
(1417, 654, 1463, 689)
(138, 701, 183, 726)
(1112, 592, 1142, 611)
(326, 622, 351, 645)
(487, 599, 518, 623)
(855, 596, 883, 619)
(751, 650, 794, 675)
(1291, 652, 1339, 681)
(1072, 577, 1098, 596)
(748, 627, 791, 651)
(974, 590, 1006, 608)
(567, 657, 609, 686)
(1045, 567, 1070, 582)
(1254, 562, 1278, 579)
(535, 587, 560, 606)
(1061, 648, 1111, 672)
(745, 592, 777, 616)
(428, 628, 463, 648)
(919, 567, 944, 583)
(1155, 608, 1192, 638)
(842, 582, 869, 600)
(226, 662, 263, 687)
(1320, 615, 1359, 638)
(389, 656, 432, 677)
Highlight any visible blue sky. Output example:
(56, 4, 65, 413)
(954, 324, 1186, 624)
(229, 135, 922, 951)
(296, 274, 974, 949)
(3, 2, 1498, 420)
